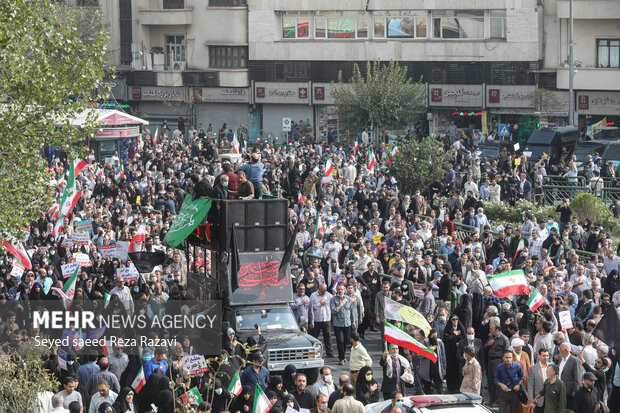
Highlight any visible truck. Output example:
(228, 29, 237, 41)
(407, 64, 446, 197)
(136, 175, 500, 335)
(523, 127, 579, 164)
(210, 199, 324, 383)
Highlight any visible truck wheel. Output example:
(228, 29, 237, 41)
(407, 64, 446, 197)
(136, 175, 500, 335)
(304, 367, 320, 385)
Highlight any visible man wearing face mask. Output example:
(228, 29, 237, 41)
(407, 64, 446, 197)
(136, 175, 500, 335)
(457, 327, 484, 372)
(310, 393, 330, 413)
(310, 367, 335, 398)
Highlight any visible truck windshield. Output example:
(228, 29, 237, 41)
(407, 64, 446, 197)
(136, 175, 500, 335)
(235, 307, 300, 331)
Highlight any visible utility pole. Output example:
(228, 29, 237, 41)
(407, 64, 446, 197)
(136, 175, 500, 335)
(568, 0, 576, 126)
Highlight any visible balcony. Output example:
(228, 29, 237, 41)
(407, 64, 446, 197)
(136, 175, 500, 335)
(138, 8, 193, 25)
(557, 1, 620, 19)
(557, 67, 620, 90)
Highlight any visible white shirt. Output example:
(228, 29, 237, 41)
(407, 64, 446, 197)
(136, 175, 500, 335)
(559, 356, 568, 378)
(310, 291, 333, 322)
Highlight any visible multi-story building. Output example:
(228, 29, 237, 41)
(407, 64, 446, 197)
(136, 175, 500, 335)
(100, 0, 250, 130)
(543, 0, 620, 129)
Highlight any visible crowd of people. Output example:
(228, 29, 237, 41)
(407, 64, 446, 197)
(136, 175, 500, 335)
(0, 118, 619, 413)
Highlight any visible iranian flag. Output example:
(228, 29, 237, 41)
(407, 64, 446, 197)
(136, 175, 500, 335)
(488, 269, 529, 298)
(513, 236, 526, 262)
(52, 264, 79, 310)
(227, 370, 242, 396)
(115, 161, 126, 183)
(153, 127, 159, 146)
(53, 218, 65, 240)
(59, 188, 82, 218)
(2, 240, 32, 270)
(324, 158, 333, 177)
(313, 215, 323, 238)
(297, 191, 303, 205)
(137, 135, 142, 151)
(102, 339, 113, 356)
(384, 321, 437, 363)
(71, 159, 87, 181)
(527, 288, 546, 312)
(128, 220, 147, 253)
(103, 292, 111, 309)
(391, 145, 400, 156)
(132, 366, 146, 393)
(353, 141, 359, 152)
(94, 165, 103, 178)
(367, 148, 375, 170)
(385, 155, 391, 167)
(48, 204, 60, 221)
(252, 385, 272, 413)
(232, 130, 240, 154)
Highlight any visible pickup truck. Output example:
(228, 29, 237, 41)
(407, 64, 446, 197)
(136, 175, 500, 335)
(225, 304, 324, 383)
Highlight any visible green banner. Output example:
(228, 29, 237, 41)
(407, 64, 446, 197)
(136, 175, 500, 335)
(164, 195, 212, 248)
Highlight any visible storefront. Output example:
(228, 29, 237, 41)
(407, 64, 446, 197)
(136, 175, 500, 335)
(576, 91, 620, 131)
(194, 87, 249, 135)
(428, 84, 484, 134)
(128, 85, 189, 130)
(254, 82, 313, 142)
(312, 83, 350, 143)
(64, 109, 148, 163)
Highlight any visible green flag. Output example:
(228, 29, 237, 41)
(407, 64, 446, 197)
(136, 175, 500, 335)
(164, 194, 212, 248)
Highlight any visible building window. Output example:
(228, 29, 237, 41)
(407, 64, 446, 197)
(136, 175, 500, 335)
(376, 13, 427, 38)
(489, 10, 507, 39)
(282, 15, 310, 39)
(209, 46, 247, 69)
(119, 0, 132, 66)
(432, 10, 484, 39)
(163, 0, 184, 9)
(165, 35, 185, 70)
(208, 0, 246, 6)
(598, 39, 620, 68)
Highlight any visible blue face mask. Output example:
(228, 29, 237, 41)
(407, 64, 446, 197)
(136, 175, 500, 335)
(215, 388, 222, 395)
(395, 401, 403, 407)
(67, 360, 74, 366)
(133, 287, 139, 293)
(222, 181, 229, 188)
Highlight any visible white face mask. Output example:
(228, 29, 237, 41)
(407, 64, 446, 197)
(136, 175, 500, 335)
(467, 334, 475, 341)
(324, 374, 332, 383)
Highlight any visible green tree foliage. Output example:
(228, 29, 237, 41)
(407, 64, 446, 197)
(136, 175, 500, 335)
(570, 192, 614, 225)
(388, 138, 454, 196)
(0, 0, 108, 240)
(530, 88, 563, 116)
(0, 341, 59, 412)
(331, 61, 426, 135)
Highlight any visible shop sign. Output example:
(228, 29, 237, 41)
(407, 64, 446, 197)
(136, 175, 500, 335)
(96, 126, 141, 139)
(314, 86, 325, 101)
(428, 84, 483, 107)
(576, 91, 620, 115)
(130, 86, 185, 102)
(200, 88, 249, 103)
(254, 82, 310, 104)
(486, 85, 536, 108)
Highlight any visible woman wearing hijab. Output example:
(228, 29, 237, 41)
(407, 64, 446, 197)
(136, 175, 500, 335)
(356, 365, 380, 405)
(112, 387, 137, 413)
(282, 393, 300, 411)
(605, 270, 620, 298)
(209, 379, 232, 413)
(443, 314, 467, 393)
(229, 385, 253, 413)
(136, 367, 169, 413)
(266, 375, 286, 407)
(453, 294, 473, 328)
(282, 364, 297, 393)
(98, 402, 114, 413)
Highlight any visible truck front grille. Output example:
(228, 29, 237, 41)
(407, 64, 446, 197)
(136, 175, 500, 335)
(269, 348, 312, 362)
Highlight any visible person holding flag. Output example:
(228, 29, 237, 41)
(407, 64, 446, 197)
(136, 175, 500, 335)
(380, 343, 411, 400)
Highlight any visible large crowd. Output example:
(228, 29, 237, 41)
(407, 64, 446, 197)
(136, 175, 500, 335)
(1, 119, 619, 413)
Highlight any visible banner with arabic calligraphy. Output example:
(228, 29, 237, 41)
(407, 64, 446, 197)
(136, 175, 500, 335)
(229, 252, 293, 305)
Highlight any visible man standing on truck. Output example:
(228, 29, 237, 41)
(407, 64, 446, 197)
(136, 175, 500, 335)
(310, 283, 335, 358)
(238, 153, 265, 199)
(330, 283, 354, 365)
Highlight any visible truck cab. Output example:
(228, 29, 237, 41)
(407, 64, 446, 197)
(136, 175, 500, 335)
(524, 127, 579, 164)
(225, 304, 323, 383)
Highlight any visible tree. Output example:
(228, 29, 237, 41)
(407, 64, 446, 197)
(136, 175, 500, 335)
(331, 61, 426, 142)
(530, 88, 563, 120)
(0, 341, 59, 412)
(0, 0, 108, 240)
(388, 137, 455, 196)
(570, 192, 613, 225)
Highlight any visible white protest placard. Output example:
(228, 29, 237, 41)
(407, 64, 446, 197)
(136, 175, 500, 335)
(73, 253, 92, 267)
(559, 310, 573, 330)
(10, 264, 24, 280)
(60, 237, 74, 248)
(72, 232, 90, 246)
(58, 348, 67, 371)
(61, 262, 79, 279)
(182, 354, 209, 377)
(116, 264, 138, 282)
(285, 407, 300, 413)
(99, 244, 117, 258)
(114, 241, 129, 260)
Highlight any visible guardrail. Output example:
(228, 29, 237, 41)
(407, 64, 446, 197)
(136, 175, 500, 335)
(543, 174, 587, 187)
